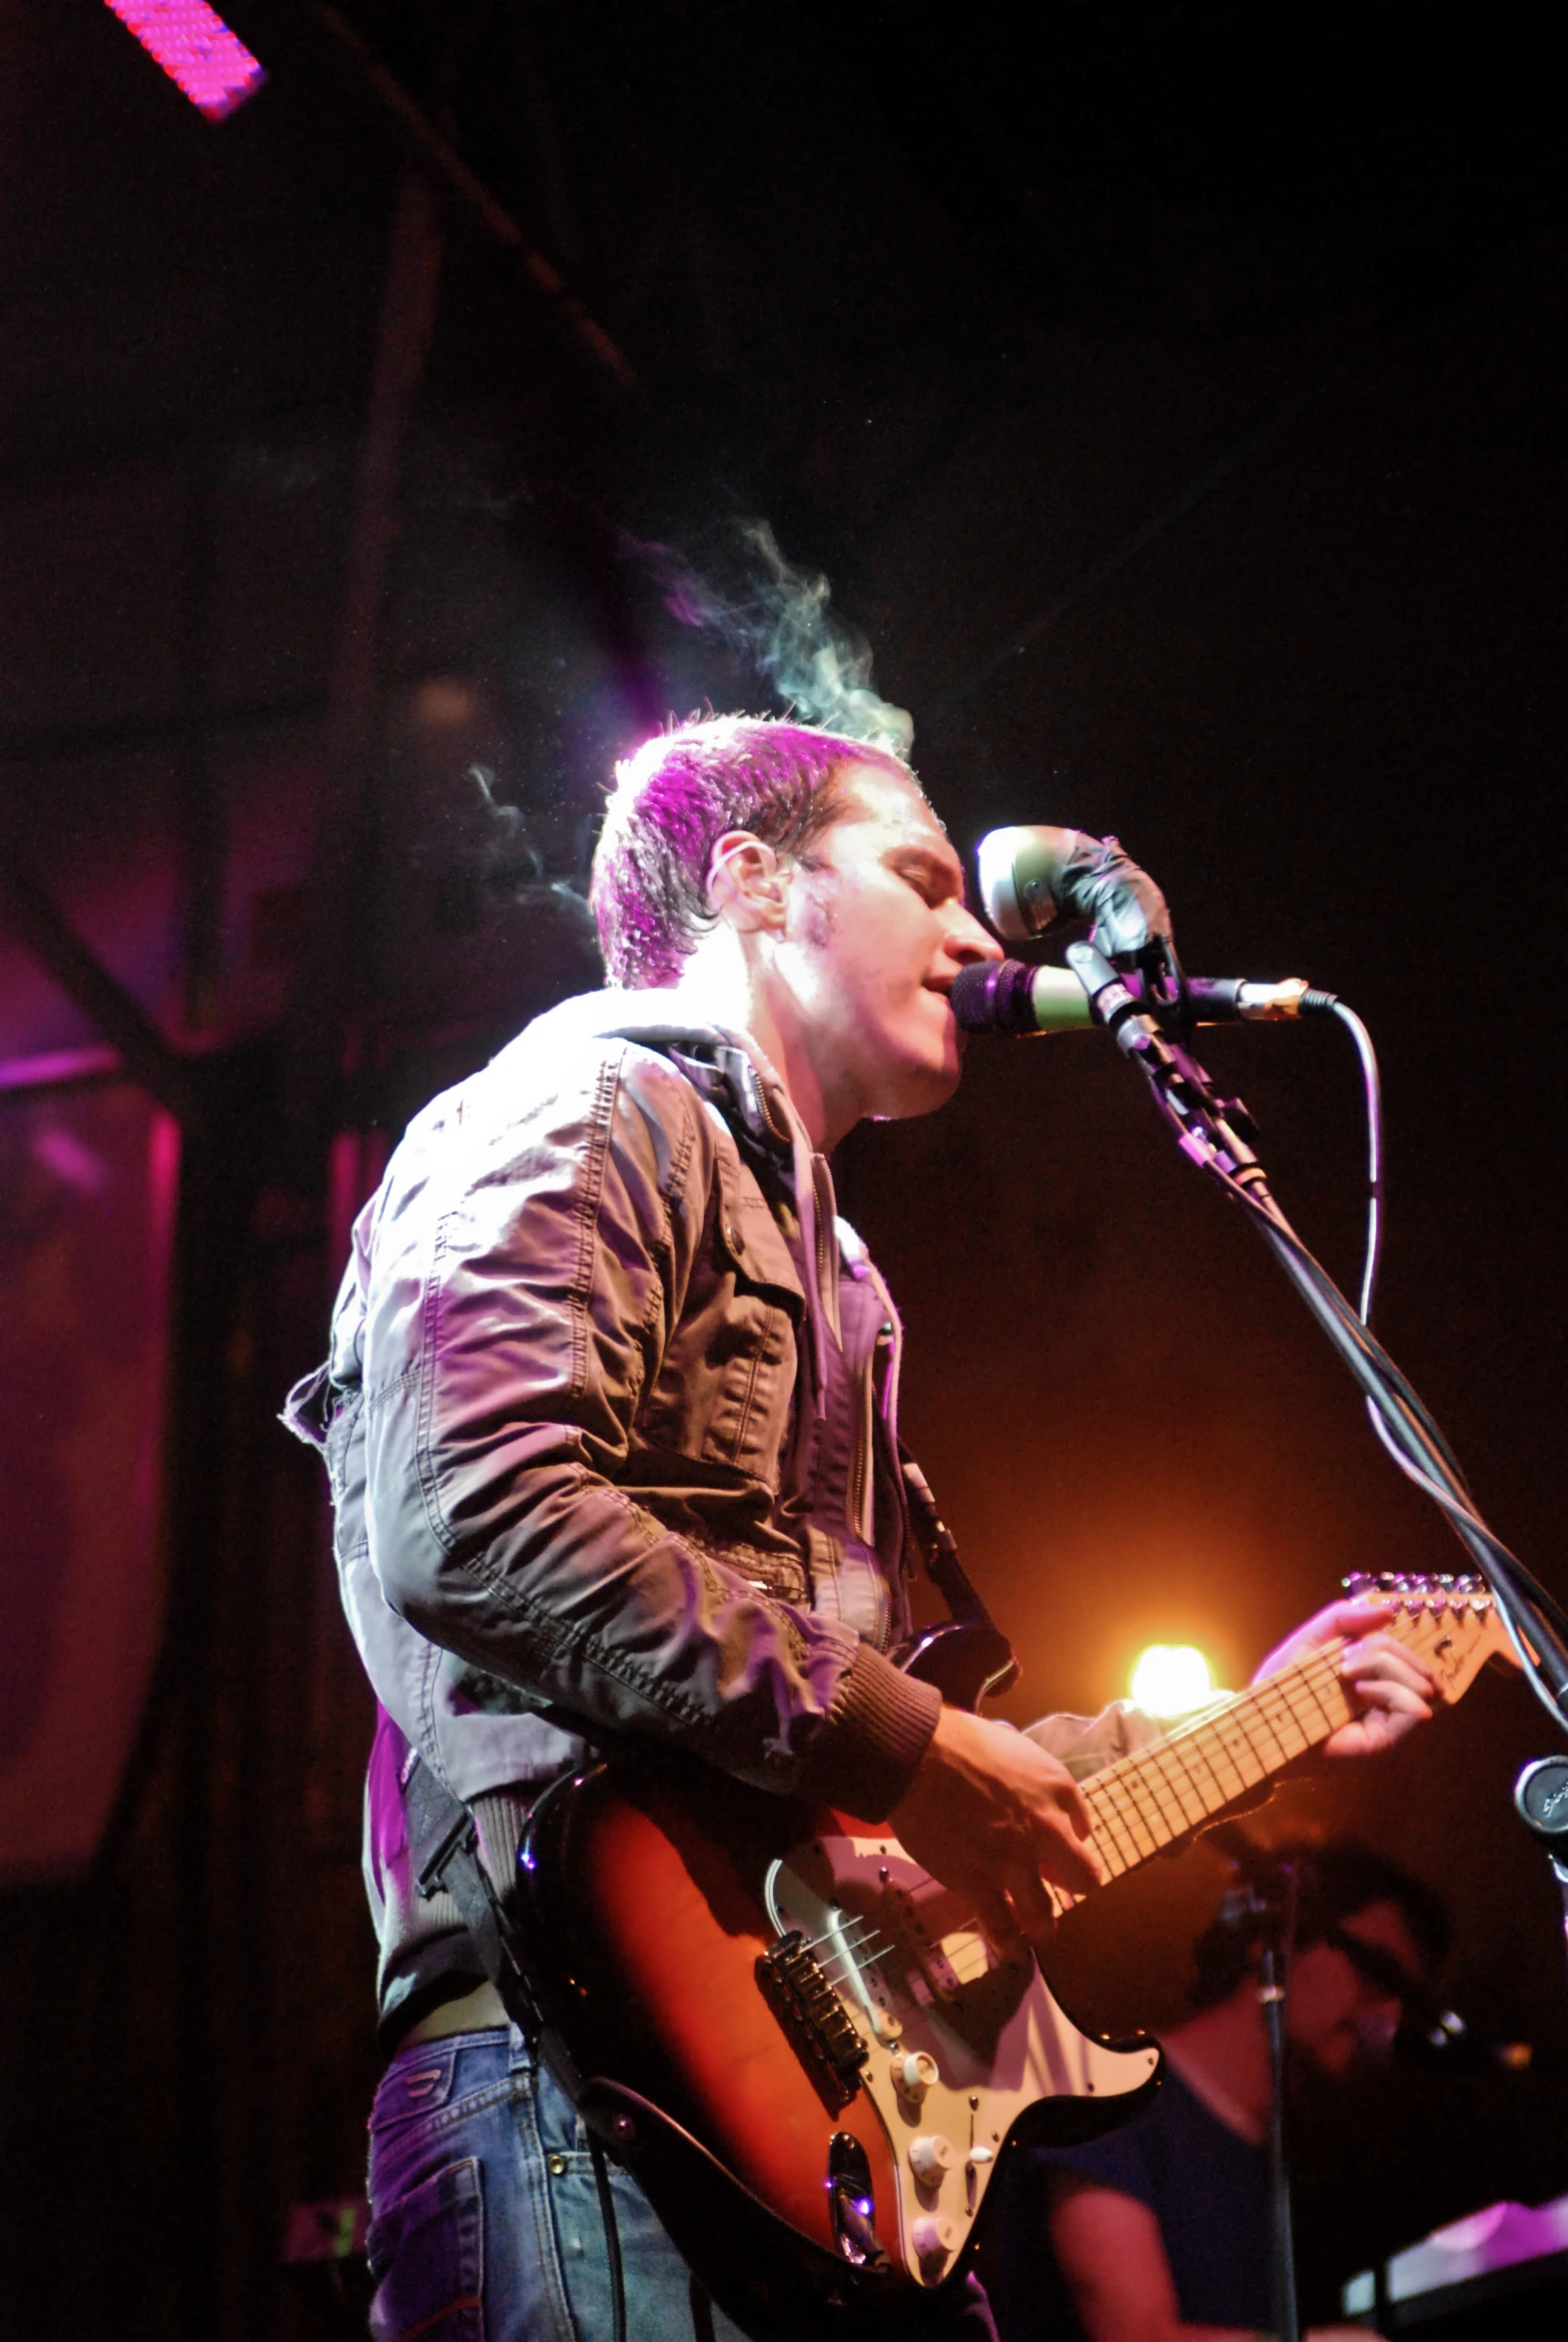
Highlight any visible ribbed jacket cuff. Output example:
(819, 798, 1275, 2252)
(797, 1646, 943, 1823)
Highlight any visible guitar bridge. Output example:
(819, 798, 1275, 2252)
(755, 1931, 870, 2112)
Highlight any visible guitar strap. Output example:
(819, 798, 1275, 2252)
(899, 1441, 1008, 1633)
(401, 1752, 542, 2040)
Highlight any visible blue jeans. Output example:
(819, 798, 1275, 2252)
(366, 2024, 998, 2342)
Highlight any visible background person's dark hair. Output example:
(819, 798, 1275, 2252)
(1188, 1838, 1451, 2011)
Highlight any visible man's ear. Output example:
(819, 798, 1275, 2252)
(707, 830, 790, 934)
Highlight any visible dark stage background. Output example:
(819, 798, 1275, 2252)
(2, 4, 1566, 2334)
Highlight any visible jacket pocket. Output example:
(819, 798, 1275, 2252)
(368, 2156, 484, 2342)
(643, 1286, 796, 1477)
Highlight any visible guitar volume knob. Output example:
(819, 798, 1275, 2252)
(911, 2214, 959, 2271)
(895, 2050, 939, 2103)
(909, 2133, 957, 2188)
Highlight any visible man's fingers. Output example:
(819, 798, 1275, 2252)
(971, 1886, 1030, 1962)
(1348, 1682, 1434, 1722)
(1003, 1866, 1063, 1952)
(886, 1706, 1107, 1936)
(1034, 1815, 1104, 1895)
(1326, 1598, 1396, 1641)
(1340, 1636, 1436, 1707)
(1064, 1779, 1097, 1845)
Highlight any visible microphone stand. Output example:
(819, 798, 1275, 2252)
(1065, 940, 1568, 1870)
(1516, 1759, 1568, 2003)
(1261, 1891, 1301, 2342)
(1219, 1852, 1305, 2342)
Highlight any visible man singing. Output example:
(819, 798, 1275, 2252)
(288, 716, 1434, 2340)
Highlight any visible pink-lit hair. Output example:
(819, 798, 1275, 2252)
(590, 715, 913, 988)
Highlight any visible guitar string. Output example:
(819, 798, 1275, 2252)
(1090, 1746, 1175, 1860)
(1082, 1775, 1145, 1871)
(1103, 1767, 1168, 1864)
(819, 1943, 896, 1980)
(1162, 1730, 1229, 1828)
(802, 1918, 880, 1953)
(1150, 1737, 1215, 1832)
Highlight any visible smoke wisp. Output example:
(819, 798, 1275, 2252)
(624, 519, 914, 758)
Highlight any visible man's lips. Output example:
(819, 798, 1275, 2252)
(929, 984, 969, 1055)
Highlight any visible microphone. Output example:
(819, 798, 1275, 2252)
(951, 959, 1334, 1036)
(977, 824, 1174, 961)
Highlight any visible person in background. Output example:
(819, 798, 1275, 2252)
(988, 1839, 1449, 2342)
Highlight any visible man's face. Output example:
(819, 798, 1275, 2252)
(1286, 1898, 1426, 2081)
(773, 764, 1002, 1140)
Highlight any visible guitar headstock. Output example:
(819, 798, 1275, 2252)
(1342, 1572, 1518, 1704)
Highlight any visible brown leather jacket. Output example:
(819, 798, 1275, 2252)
(286, 989, 1157, 2033)
(287, 993, 944, 1981)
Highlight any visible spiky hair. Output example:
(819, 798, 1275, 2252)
(590, 714, 912, 988)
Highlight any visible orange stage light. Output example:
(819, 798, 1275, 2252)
(1129, 1643, 1218, 1718)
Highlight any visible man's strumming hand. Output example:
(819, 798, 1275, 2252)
(888, 1705, 1103, 1958)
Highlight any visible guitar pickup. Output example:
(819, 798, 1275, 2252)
(755, 1931, 870, 2112)
(884, 1883, 1001, 2004)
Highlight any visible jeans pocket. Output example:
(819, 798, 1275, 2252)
(368, 2156, 484, 2342)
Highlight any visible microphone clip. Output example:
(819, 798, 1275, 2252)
(1066, 942, 1271, 1200)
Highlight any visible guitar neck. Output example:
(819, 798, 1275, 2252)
(1059, 1642, 1359, 1907)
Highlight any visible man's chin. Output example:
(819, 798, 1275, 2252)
(870, 1059, 963, 1124)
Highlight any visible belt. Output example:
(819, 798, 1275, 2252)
(402, 1978, 510, 2044)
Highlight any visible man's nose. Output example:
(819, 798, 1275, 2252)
(948, 909, 1004, 965)
(1357, 1998, 1402, 2056)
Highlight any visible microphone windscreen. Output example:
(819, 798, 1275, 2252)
(976, 825, 1083, 941)
(951, 962, 1032, 1032)
(951, 961, 1098, 1035)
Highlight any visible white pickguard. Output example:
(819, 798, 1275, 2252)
(765, 1825, 1159, 2288)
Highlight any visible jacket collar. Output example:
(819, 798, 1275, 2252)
(522, 985, 795, 1156)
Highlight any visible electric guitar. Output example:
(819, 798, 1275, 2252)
(512, 1575, 1511, 2341)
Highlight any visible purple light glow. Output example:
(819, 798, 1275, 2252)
(104, 0, 266, 121)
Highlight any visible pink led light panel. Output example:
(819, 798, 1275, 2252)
(104, 0, 266, 122)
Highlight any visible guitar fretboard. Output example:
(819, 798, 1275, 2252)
(1049, 1640, 1358, 1915)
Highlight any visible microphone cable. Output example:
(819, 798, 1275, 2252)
(1330, 998, 1383, 1331)
(1320, 1002, 1552, 1640)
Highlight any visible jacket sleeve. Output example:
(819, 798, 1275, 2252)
(362, 1039, 939, 1822)
(1024, 1702, 1167, 1780)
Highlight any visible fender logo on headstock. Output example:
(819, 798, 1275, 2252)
(1343, 1571, 1517, 1699)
